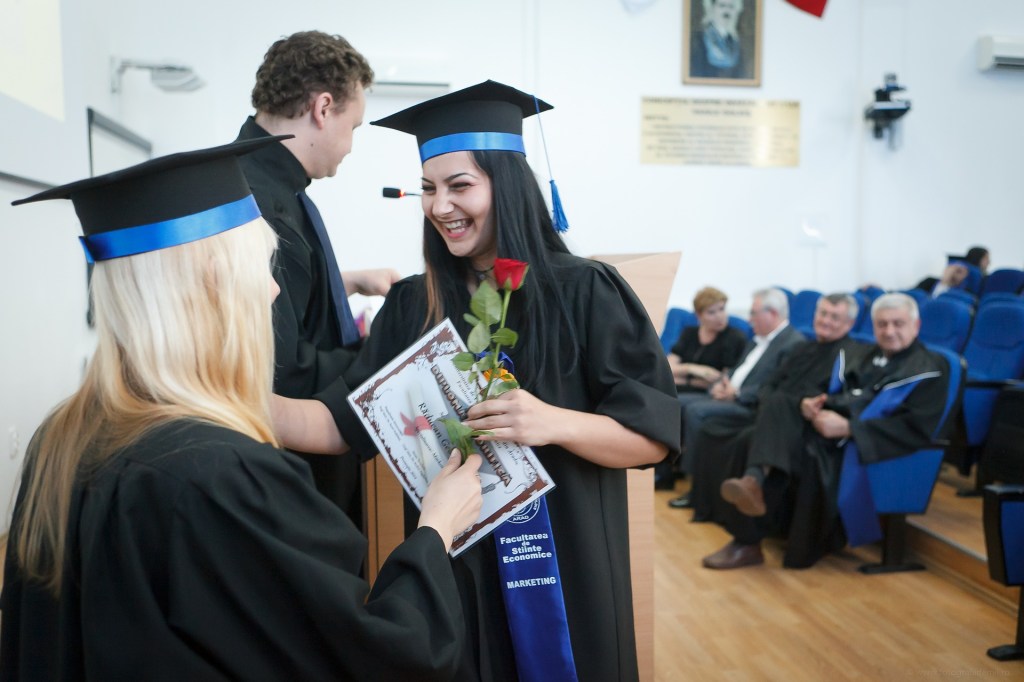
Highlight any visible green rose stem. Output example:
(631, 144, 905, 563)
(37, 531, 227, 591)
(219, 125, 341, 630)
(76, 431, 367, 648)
(481, 287, 512, 400)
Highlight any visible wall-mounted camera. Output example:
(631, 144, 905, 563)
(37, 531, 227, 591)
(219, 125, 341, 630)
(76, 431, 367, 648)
(865, 73, 911, 143)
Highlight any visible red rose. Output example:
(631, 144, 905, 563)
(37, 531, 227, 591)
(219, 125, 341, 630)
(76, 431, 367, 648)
(493, 258, 529, 291)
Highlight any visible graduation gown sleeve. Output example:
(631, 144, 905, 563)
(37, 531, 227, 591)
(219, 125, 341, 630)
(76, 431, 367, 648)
(160, 444, 463, 680)
(575, 261, 681, 460)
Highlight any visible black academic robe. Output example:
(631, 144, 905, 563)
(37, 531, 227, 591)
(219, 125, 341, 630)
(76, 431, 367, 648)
(0, 421, 464, 681)
(235, 118, 362, 521)
(690, 337, 867, 524)
(340, 252, 680, 682)
(727, 340, 949, 567)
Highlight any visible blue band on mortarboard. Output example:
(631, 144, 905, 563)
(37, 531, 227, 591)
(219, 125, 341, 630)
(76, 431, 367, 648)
(419, 132, 525, 163)
(79, 195, 261, 262)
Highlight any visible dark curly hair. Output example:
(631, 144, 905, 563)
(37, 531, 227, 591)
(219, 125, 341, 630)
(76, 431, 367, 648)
(252, 31, 374, 118)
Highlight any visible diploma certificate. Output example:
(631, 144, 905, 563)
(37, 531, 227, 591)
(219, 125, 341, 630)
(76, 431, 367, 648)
(347, 318, 555, 556)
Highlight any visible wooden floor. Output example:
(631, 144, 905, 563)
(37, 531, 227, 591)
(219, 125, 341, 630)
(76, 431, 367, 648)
(652, 481, 1021, 681)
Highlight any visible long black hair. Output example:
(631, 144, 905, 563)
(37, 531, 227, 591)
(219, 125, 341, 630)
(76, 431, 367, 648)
(422, 150, 577, 390)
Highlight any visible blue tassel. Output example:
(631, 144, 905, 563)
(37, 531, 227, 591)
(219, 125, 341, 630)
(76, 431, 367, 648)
(549, 180, 569, 233)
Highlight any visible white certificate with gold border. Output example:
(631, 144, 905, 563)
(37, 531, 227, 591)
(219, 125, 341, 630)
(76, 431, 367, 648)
(347, 318, 555, 556)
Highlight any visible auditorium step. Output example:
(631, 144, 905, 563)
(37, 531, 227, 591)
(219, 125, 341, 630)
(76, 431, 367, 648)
(905, 470, 1018, 615)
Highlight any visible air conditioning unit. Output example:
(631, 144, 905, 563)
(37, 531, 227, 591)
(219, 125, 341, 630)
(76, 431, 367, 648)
(977, 36, 1024, 70)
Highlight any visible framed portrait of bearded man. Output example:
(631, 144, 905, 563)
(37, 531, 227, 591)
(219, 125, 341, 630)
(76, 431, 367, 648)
(683, 0, 762, 87)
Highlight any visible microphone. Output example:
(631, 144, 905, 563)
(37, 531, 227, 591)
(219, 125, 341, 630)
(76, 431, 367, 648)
(382, 187, 421, 199)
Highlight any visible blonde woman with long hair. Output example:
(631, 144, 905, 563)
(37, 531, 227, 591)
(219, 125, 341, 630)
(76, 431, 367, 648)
(1, 139, 482, 681)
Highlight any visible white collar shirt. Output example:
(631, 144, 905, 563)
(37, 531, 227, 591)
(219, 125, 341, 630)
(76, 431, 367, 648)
(729, 321, 789, 392)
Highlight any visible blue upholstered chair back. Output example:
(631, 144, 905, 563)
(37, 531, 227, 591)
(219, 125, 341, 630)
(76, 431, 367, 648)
(866, 346, 964, 514)
(660, 308, 698, 353)
(790, 289, 822, 338)
(918, 297, 974, 353)
(860, 285, 885, 302)
(961, 302, 1024, 446)
(980, 268, 1024, 297)
(978, 292, 1023, 309)
(849, 291, 876, 344)
(983, 485, 1024, 587)
(959, 264, 983, 295)
(728, 315, 753, 339)
(902, 288, 930, 306)
(937, 288, 977, 309)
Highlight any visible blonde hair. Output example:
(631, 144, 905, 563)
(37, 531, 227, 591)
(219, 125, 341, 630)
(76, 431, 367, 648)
(692, 286, 728, 315)
(15, 219, 279, 594)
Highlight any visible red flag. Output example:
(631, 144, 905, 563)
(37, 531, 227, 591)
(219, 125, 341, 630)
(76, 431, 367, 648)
(785, 0, 827, 18)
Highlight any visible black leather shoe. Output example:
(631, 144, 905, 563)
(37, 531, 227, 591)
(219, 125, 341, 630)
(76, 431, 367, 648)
(668, 493, 692, 509)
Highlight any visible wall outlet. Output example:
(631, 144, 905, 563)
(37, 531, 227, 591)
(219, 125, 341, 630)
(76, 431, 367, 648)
(8, 426, 19, 460)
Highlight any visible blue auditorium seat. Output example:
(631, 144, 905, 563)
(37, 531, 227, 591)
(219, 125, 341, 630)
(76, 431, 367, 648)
(859, 285, 885, 302)
(960, 264, 983, 296)
(982, 484, 1024, 660)
(850, 291, 875, 341)
(979, 292, 1024, 308)
(980, 268, 1024, 297)
(901, 288, 930, 307)
(938, 289, 977, 308)
(790, 289, 822, 338)
(918, 297, 974, 353)
(729, 315, 753, 339)
(962, 302, 1024, 449)
(659, 307, 697, 354)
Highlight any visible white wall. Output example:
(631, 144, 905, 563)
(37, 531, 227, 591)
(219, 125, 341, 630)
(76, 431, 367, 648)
(2, 0, 1022, 526)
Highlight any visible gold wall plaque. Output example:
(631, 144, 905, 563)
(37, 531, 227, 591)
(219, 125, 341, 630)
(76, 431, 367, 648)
(641, 97, 799, 167)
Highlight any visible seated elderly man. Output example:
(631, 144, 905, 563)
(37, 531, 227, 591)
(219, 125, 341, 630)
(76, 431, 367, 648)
(704, 293, 949, 569)
(668, 287, 804, 507)
(688, 293, 868, 521)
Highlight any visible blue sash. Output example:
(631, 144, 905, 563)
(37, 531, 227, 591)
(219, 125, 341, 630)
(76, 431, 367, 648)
(828, 348, 847, 395)
(837, 377, 926, 546)
(494, 496, 578, 682)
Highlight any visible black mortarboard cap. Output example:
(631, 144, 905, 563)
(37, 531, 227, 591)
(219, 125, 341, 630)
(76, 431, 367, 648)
(13, 136, 291, 262)
(371, 80, 552, 163)
(372, 80, 569, 232)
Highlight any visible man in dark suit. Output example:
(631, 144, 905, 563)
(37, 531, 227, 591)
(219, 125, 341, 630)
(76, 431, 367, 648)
(669, 287, 804, 507)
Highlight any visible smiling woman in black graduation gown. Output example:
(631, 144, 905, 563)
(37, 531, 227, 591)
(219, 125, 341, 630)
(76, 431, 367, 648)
(0, 139, 483, 681)
(337, 81, 681, 682)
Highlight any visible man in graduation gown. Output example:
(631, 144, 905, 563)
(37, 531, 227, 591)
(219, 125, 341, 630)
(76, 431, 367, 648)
(234, 32, 400, 522)
(703, 292, 949, 569)
(689, 293, 868, 526)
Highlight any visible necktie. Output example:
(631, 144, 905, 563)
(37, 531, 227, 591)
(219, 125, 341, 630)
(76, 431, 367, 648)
(297, 191, 361, 346)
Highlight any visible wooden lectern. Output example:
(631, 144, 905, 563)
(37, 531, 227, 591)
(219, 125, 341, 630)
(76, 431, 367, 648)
(589, 251, 680, 682)
(362, 251, 681, 682)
